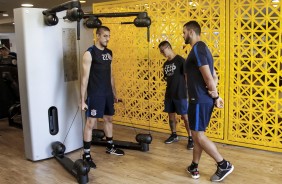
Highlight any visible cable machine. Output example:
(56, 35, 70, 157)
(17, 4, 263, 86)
(41, 0, 152, 183)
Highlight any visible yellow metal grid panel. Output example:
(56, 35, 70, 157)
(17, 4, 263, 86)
(93, 1, 154, 131)
(229, 0, 282, 152)
(93, 0, 226, 139)
(93, 0, 282, 152)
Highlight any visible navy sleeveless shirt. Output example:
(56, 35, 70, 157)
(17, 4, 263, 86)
(87, 45, 113, 96)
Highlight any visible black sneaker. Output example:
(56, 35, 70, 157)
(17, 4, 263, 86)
(83, 154, 96, 169)
(106, 145, 125, 156)
(187, 139, 194, 150)
(164, 134, 179, 144)
(210, 161, 234, 182)
(186, 165, 200, 179)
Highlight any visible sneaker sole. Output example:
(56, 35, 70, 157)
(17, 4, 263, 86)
(211, 165, 234, 182)
(187, 147, 194, 150)
(106, 151, 124, 156)
(165, 139, 179, 144)
(186, 168, 200, 179)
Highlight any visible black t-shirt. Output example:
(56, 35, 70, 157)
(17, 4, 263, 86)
(87, 45, 113, 96)
(185, 41, 214, 104)
(163, 55, 187, 99)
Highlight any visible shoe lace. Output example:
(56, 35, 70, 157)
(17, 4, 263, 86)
(108, 144, 117, 152)
(189, 166, 198, 173)
(215, 165, 223, 176)
(170, 134, 178, 139)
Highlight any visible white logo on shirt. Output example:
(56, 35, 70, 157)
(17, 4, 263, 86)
(102, 53, 112, 61)
(164, 63, 176, 76)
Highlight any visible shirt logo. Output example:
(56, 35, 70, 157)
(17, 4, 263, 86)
(102, 53, 112, 61)
(164, 63, 176, 76)
(91, 109, 97, 116)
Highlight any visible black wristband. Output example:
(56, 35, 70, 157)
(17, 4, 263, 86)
(212, 96, 219, 100)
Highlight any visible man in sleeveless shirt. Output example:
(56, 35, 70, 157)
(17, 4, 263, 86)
(81, 26, 124, 169)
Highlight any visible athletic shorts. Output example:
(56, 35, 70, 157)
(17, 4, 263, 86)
(164, 98, 188, 115)
(86, 95, 114, 118)
(188, 102, 214, 131)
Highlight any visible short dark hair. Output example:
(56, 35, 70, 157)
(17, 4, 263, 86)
(96, 26, 110, 35)
(158, 40, 171, 49)
(184, 21, 201, 35)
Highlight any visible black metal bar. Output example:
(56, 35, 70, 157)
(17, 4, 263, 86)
(52, 142, 90, 184)
(83, 12, 147, 18)
(54, 155, 77, 177)
(92, 139, 143, 150)
(121, 22, 134, 24)
(43, 0, 81, 15)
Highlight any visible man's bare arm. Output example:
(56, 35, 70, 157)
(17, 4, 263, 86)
(110, 64, 117, 101)
(80, 51, 92, 110)
(199, 65, 218, 97)
(213, 68, 218, 86)
(199, 65, 223, 108)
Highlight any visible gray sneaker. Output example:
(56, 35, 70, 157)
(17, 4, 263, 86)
(164, 134, 179, 144)
(210, 161, 234, 182)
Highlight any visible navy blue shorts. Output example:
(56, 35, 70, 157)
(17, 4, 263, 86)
(86, 95, 115, 118)
(164, 98, 188, 115)
(188, 103, 214, 131)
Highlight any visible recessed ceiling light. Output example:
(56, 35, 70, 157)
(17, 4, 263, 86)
(2, 13, 9, 17)
(80, 1, 86, 3)
(21, 4, 34, 7)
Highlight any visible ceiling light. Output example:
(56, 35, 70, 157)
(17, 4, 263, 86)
(2, 13, 9, 17)
(21, 4, 34, 7)
(80, 1, 86, 3)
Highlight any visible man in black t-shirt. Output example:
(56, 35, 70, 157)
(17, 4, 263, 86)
(81, 26, 124, 169)
(158, 41, 194, 150)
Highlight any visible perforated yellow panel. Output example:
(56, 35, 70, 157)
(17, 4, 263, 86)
(93, 1, 153, 131)
(229, 0, 282, 152)
(93, 0, 282, 152)
(93, 0, 226, 139)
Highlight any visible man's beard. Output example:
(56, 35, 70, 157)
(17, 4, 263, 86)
(185, 36, 190, 44)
